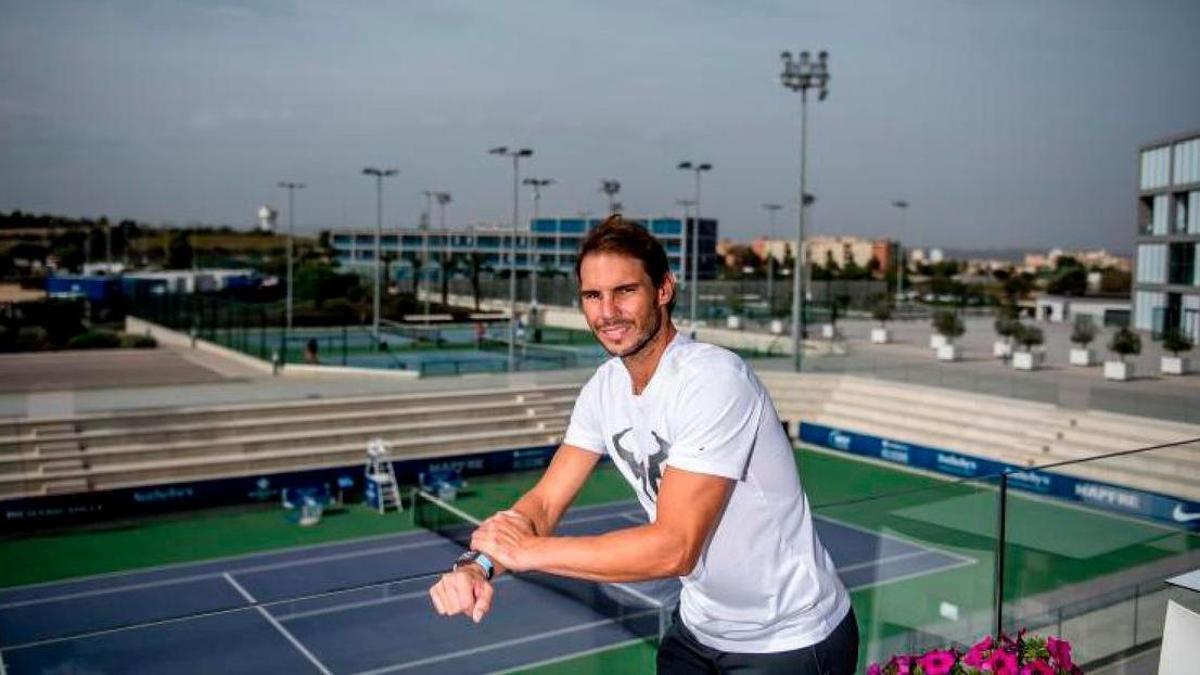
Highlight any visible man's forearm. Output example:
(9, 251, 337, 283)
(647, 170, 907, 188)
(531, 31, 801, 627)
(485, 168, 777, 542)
(523, 523, 691, 583)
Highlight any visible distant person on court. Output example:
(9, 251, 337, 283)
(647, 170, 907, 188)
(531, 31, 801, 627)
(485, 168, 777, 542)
(303, 338, 319, 364)
(429, 216, 857, 674)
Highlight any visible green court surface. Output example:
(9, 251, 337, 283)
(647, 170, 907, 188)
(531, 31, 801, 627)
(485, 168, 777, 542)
(1, 447, 1195, 672)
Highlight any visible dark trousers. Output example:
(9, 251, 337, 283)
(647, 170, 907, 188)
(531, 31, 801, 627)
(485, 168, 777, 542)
(657, 607, 859, 675)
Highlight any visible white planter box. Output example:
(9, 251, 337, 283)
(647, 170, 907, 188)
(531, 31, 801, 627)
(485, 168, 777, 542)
(1104, 361, 1133, 381)
(870, 328, 890, 344)
(1012, 351, 1042, 371)
(822, 324, 839, 339)
(930, 334, 948, 350)
(1069, 348, 1095, 367)
(993, 340, 1011, 359)
(936, 344, 960, 361)
(769, 319, 786, 335)
(726, 315, 743, 330)
(1161, 356, 1189, 375)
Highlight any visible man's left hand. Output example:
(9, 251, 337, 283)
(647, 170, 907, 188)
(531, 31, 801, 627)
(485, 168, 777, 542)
(471, 510, 537, 573)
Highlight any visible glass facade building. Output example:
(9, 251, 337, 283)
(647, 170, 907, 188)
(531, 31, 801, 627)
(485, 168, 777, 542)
(1133, 130, 1200, 339)
(328, 216, 719, 282)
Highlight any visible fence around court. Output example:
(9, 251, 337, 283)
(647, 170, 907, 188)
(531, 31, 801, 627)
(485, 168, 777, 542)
(129, 294, 606, 376)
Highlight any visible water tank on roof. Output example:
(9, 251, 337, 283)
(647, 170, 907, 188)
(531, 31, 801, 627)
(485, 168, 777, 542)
(257, 206, 278, 233)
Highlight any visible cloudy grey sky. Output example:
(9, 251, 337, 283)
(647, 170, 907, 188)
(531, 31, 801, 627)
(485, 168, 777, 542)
(1, 0, 1197, 252)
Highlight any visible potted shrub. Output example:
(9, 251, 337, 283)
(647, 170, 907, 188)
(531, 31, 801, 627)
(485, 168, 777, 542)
(1011, 323, 1044, 371)
(821, 302, 840, 340)
(1105, 326, 1141, 381)
(992, 309, 1019, 359)
(1068, 315, 1098, 366)
(871, 299, 892, 344)
(932, 310, 964, 361)
(725, 290, 744, 330)
(1161, 327, 1192, 375)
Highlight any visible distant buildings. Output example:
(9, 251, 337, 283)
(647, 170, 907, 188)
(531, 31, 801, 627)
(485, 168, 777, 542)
(1132, 129, 1200, 338)
(1022, 248, 1130, 273)
(327, 216, 721, 281)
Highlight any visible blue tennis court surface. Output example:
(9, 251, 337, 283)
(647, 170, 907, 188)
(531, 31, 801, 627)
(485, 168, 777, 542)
(0, 501, 970, 674)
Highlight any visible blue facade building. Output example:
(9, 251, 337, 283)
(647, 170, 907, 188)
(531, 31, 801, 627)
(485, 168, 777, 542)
(328, 216, 719, 281)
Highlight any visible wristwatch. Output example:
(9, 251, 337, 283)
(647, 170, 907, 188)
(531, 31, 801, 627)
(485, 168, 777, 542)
(452, 550, 495, 580)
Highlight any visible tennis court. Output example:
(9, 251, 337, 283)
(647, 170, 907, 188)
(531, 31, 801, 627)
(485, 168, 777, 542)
(0, 480, 970, 674)
(1, 449, 1195, 673)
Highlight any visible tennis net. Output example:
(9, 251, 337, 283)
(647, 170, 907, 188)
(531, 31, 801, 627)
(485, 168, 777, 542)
(410, 488, 674, 644)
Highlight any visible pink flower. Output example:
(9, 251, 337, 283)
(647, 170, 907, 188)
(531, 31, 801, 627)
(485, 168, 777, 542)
(965, 636, 993, 668)
(917, 649, 958, 675)
(866, 664, 882, 675)
(984, 649, 1018, 675)
(888, 654, 913, 675)
(1019, 660, 1055, 675)
(1046, 637, 1074, 670)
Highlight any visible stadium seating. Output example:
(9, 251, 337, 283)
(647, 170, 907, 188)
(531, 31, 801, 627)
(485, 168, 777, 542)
(759, 372, 1200, 502)
(0, 384, 578, 500)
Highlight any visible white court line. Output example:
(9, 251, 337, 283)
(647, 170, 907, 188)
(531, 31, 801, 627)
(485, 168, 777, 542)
(276, 577, 515, 622)
(836, 549, 942, 575)
(814, 513, 977, 566)
(222, 573, 332, 675)
(848, 557, 978, 593)
(351, 610, 658, 675)
(487, 637, 645, 675)
(0, 538, 448, 611)
(0, 504, 645, 612)
(0, 526, 440, 594)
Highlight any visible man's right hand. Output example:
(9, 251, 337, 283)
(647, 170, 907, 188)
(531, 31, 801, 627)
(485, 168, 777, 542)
(428, 564, 494, 623)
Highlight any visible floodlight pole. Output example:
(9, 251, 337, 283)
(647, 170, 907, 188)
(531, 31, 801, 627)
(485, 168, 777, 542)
(523, 178, 555, 308)
(892, 200, 909, 306)
(763, 203, 782, 316)
(363, 167, 399, 341)
(780, 49, 830, 372)
(277, 181, 306, 343)
(677, 162, 712, 334)
(489, 146, 533, 372)
(675, 198, 696, 298)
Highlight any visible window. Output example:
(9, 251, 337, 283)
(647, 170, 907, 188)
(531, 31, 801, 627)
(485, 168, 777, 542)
(1174, 192, 1190, 234)
(1168, 243, 1195, 286)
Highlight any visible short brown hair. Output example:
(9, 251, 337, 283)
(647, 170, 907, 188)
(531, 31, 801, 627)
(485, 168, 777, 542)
(575, 215, 675, 310)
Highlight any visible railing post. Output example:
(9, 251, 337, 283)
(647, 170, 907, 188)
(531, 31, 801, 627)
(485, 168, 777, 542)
(993, 472, 1009, 638)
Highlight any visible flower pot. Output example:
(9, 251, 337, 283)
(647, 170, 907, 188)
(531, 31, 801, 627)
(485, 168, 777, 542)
(1104, 360, 1133, 381)
(870, 328, 890, 344)
(993, 340, 1011, 359)
(822, 324, 839, 340)
(726, 315, 743, 330)
(1069, 348, 1095, 367)
(769, 319, 785, 335)
(930, 334, 948, 350)
(1012, 351, 1042, 371)
(1161, 356, 1189, 375)
(936, 343, 959, 361)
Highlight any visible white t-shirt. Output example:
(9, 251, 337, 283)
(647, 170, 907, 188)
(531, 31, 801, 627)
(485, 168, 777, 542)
(563, 332, 851, 653)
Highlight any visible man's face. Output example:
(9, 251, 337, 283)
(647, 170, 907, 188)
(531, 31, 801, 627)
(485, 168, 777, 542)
(578, 252, 673, 358)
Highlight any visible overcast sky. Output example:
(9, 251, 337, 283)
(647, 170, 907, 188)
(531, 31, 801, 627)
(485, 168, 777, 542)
(2, 0, 1198, 252)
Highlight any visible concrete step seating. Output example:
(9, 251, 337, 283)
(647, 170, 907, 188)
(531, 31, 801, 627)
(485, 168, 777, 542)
(0, 407, 569, 477)
(0, 425, 564, 500)
(0, 384, 580, 442)
(0, 395, 576, 456)
(810, 408, 1199, 501)
(758, 373, 1200, 502)
(0, 384, 580, 500)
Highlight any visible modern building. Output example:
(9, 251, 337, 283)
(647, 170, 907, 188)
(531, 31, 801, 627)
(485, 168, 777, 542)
(804, 235, 896, 274)
(328, 216, 720, 281)
(1132, 130, 1200, 338)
